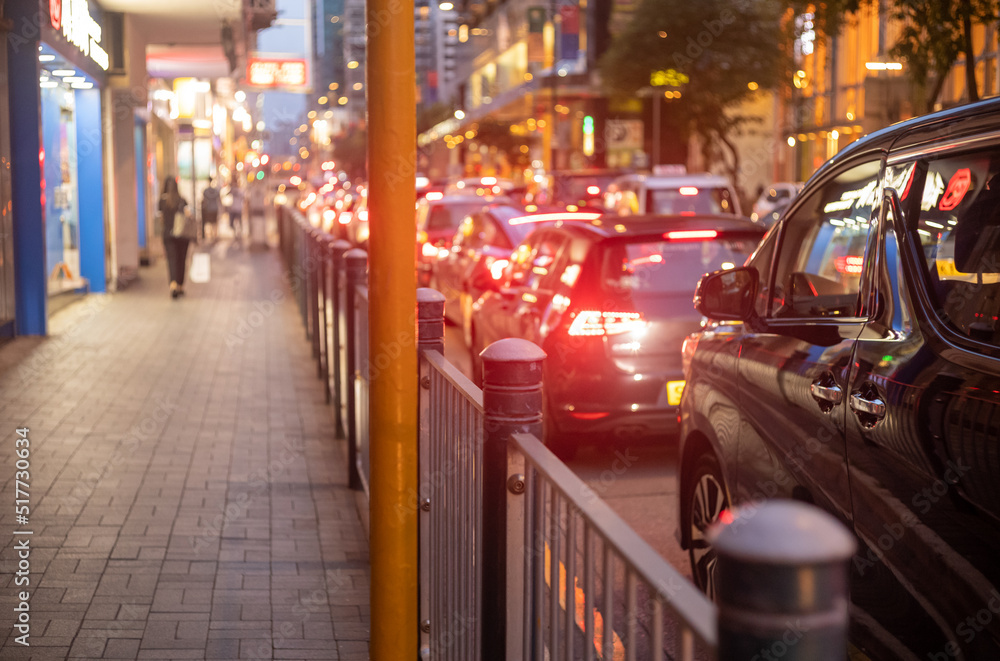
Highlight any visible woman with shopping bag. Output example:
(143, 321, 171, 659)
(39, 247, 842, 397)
(159, 176, 197, 299)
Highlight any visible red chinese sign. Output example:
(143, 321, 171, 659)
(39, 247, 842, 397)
(939, 168, 972, 211)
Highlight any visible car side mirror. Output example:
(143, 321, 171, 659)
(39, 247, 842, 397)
(694, 266, 758, 321)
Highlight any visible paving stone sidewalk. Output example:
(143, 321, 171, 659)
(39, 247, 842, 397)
(0, 240, 370, 660)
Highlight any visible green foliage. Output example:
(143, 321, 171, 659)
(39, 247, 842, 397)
(598, 0, 786, 184)
(417, 102, 454, 135)
(332, 126, 367, 181)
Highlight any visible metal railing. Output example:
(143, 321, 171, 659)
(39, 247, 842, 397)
(277, 206, 857, 661)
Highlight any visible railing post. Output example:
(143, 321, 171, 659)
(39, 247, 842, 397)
(416, 288, 445, 659)
(330, 239, 352, 439)
(712, 499, 856, 661)
(481, 338, 545, 660)
(344, 249, 368, 491)
(318, 235, 331, 401)
(309, 229, 321, 361)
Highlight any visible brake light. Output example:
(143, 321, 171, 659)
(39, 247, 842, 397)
(425, 191, 444, 201)
(679, 186, 699, 196)
(568, 310, 646, 336)
(587, 185, 601, 195)
(488, 258, 509, 280)
(422, 242, 439, 257)
(338, 212, 352, 225)
(357, 209, 368, 221)
(665, 230, 718, 241)
(570, 411, 610, 420)
(509, 212, 601, 225)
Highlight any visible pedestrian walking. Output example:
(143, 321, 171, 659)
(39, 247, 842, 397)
(158, 176, 196, 299)
(201, 177, 221, 241)
(227, 183, 245, 239)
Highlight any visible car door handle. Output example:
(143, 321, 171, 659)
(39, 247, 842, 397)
(809, 382, 843, 404)
(850, 393, 886, 417)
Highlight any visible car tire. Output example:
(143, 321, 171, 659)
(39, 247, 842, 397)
(683, 452, 730, 601)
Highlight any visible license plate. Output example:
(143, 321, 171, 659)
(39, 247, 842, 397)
(667, 380, 686, 406)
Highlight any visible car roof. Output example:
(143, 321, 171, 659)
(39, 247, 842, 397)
(613, 173, 733, 188)
(541, 213, 765, 241)
(810, 97, 1000, 184)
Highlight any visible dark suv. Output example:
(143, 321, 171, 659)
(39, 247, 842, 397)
(470, 214, 763, 455)
(679, 97, 1000, 660)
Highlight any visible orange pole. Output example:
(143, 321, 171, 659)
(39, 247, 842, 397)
(366, 0, 418, 656)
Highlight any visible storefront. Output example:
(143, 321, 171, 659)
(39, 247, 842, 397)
(8, 0, 113, 334)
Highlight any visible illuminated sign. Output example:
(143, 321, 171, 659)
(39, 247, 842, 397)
(247, 58, 308, 89)
(49, 0, 110, 70)
(650, 69, 689, 87)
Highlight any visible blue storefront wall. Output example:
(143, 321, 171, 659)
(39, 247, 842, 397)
(77, 88, 106, 292)
(8, 0, 110, 334)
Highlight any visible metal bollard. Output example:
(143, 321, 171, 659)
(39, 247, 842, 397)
(415, 288, 445, 659)
(416, 288, 445, 355)
(711, 499, 856, 661)
(481, 338, 546, 661)
(329, 240, 352, 439)
(344, 249, 368, 491)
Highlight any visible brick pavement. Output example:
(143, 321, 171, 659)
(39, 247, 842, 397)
(0, 240, 370, 660)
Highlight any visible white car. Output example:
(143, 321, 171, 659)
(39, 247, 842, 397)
(605, 172, 742, 216)
(751, 182, 802, 222)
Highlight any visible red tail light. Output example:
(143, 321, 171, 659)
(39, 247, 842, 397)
(665, 230, 718, 241)
(568, 310, 646, 336)
(570, 411, 610, 420)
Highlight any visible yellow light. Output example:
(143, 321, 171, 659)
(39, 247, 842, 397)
(318, 96, 328, 104)
(748, 81, 758, 91)
(831, 129, 839, 140)
(658, 31, 667, 38)
(787, 136, 796, 147)
(347, 60, 359, 69)
(338, 97, 348, 105)
(307, 110, 316, 119)
(330, 82, 339, 91)
(465, 130, 475, 139)
(353, 82, 363, 91)
(525, 73, 533, 81)
(537, 119, 547, 128)
(846, 111, 855, 121)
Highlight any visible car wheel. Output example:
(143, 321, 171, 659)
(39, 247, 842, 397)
(684, 452, 729, 601)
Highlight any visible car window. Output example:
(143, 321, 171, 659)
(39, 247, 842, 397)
(769, 160, 879, 319)
(893, 148, 1000, 347)
(646, 186, 737, 215)
(453, 214, 476, 248)
(426, 202, 486, 232)
(508, 232, 567, 291)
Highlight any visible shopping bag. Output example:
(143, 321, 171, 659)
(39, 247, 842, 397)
(190, 251, 211, 284)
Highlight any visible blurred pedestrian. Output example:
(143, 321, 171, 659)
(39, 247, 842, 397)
(158, 176, 195, 299)
(201, 176, 221, 241)
(227, 182, 245, 238)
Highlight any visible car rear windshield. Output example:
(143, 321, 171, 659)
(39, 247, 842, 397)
(601, 236, 760, 294)
(647, 187, 737, 215)
(426, 202, 489, 231)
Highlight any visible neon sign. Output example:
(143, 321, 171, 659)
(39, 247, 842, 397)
(247, 59, 308, 88)
(49, 0, 109, 71)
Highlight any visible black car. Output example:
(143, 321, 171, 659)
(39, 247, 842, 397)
(470, 214, 764, 455)
(679, 97, 1000, 660)
(432, 207, 594, 348)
